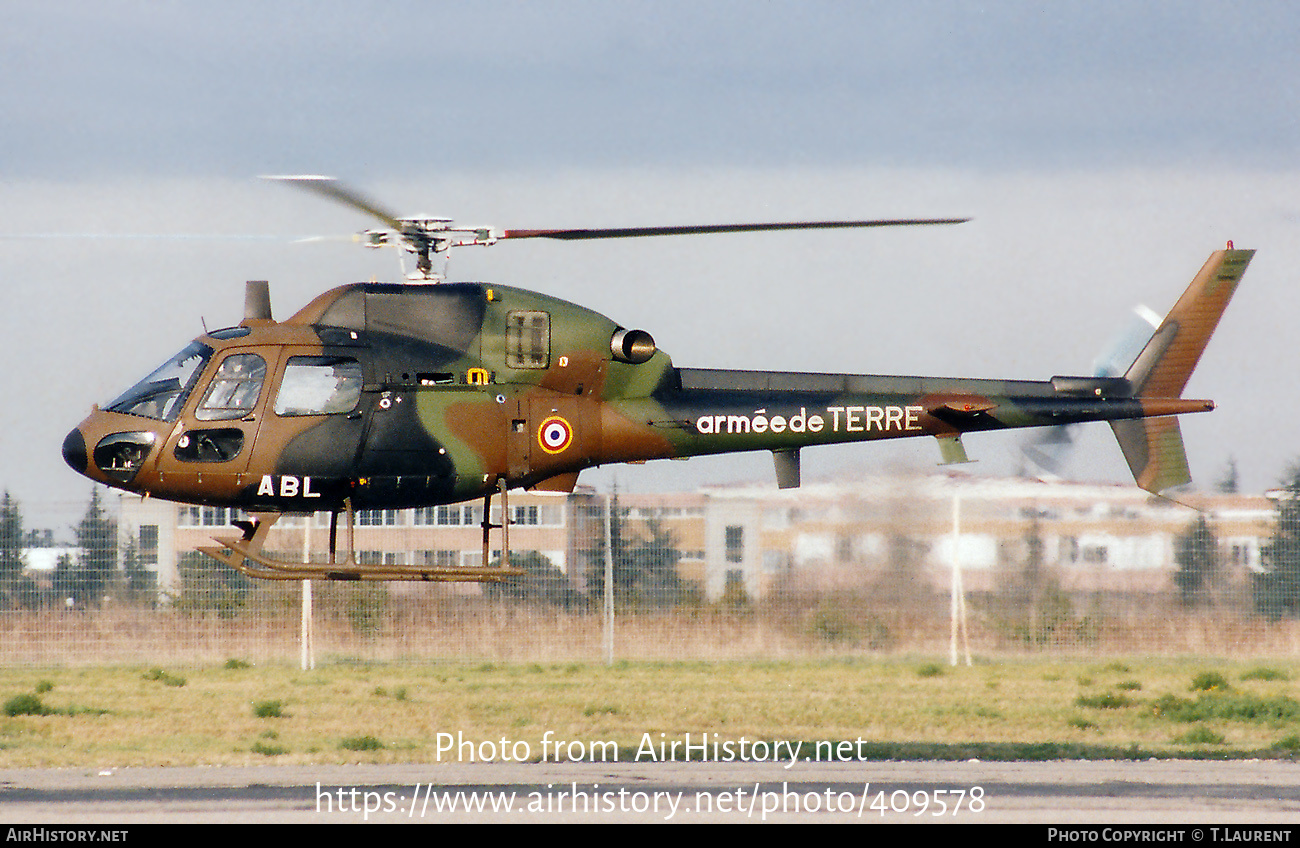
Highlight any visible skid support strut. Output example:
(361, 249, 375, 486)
(201, 492, 522, 582)
(480, 477, 512, 573)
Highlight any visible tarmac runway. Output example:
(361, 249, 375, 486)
(4, 759, 1300, 823)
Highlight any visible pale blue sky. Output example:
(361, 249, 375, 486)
(4, 2, 1298, 178)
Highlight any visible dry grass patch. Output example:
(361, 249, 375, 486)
(0, 657, 1298, 767)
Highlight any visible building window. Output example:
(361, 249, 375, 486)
(725, 525, 744, 564)
(1082, 545, 1108, 564)
(184, 505, 246, 527)
(358, 509, 399, 526)
(415, 550, 462, 568)
(138, 525, 158, 565)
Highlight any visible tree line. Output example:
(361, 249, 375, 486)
(484, 493, 696, 610)
(1146, 461, 1300, 618)
(0, 488, 151, 608)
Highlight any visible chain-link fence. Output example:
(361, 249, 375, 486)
(5, 475, 1300, 666)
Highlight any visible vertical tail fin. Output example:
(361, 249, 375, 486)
(1124, 249, 1253, 398)
(1112, 248, 1252, 494)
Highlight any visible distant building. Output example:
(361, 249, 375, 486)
(115, 474, 1274, 602)
(697, 475, 1272, 599)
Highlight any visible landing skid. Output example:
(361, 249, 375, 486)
(198, 490, 524, 582)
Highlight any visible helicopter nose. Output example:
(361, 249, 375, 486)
(62, 428, 88, 475)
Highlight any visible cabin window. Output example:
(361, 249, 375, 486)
(105, 341, 212, 422)
(173, 427, 245, 463)
(195, 354, 266, 421)
(274, 356, 362, 416)
(505, 310, 550, 369)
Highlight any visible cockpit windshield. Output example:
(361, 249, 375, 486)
(105, 341, 213, 422)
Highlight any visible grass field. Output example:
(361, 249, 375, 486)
(3, 657, 1300, 768)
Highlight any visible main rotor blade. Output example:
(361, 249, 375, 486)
(263, 175, 410, 233)
(500, 218, 969, 241)
(0, 233, 288, 241)
(264, 176, 968, 252)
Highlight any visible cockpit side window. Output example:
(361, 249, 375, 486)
(274, 356, 362, 416)
(195, 354, 267, 421)
(105, 341, 213, 422)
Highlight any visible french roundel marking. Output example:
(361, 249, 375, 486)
(538, 415, 574, 454)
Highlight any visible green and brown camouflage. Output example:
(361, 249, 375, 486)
(62, 248, 1252, 579)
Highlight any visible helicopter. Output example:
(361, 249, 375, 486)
(61, 177, 1252, 582)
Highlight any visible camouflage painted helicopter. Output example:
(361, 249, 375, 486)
(61, 177, 1252, 582)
